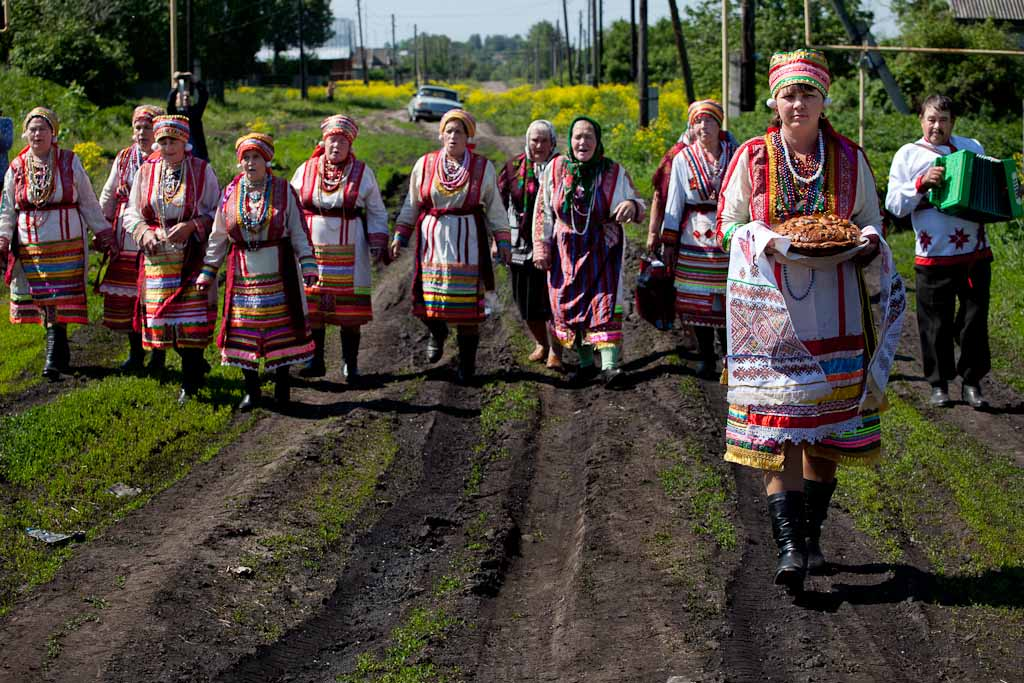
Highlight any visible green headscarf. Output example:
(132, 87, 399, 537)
(562, 115, 609, 216)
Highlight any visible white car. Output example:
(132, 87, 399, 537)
(407, 86, 461, 122)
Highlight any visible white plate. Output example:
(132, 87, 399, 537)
(773, 238, 870, 269)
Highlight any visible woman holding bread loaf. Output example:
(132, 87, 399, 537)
(716, 50, 905, 594)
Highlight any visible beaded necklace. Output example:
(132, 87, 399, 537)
(782, 265, 815, 301)
(238, 175, 272, 235)
(569, 178, 598, 235)
(436, 149, 470, 194)
(156, 159, 189, 229)
(320, 155, 350, 194)
(26, 150, 56, 207)
(772, 129, 826, 219)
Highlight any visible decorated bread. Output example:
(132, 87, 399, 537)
(771, 214, 862, 254)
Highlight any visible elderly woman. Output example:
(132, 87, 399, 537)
(98, 104, 164, 372)
(661, 100, 738, 378)
(0, 107, 112, 379)
(533, 116, 645, 388)
(390, 109, 511, 384)
(717, 50, 905, 593)
(122, 114, 220, 405)
(290, 115, 389, 383)
(198, 133, 318, 411)
(497, 119, 562, 370)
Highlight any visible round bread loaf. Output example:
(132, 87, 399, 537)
(772, 214, 861, 253)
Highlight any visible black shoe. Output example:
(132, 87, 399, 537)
(299, 328, 326, 378)
(456, 332, 479, 385)
(147, 349, 167, 374)
(341, 329, 361, 384)
(601, 367, 626, 389)
(274, 367, 291, 404)
(178, 349, 204, 405)
(120, 333, 146, 372)
(567, 364, 599, 387)
(804, 478, 837, 576)
(52, 325, 70, 372)
(41, 327, 61, 380)
(962, 384, 988, 410)
(238, 370, 261, 412)
(767, 491, 806, 594)
(929, 385, 951, 407)
(426, 322, 448, 364)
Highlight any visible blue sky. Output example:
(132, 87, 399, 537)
(336, 0, 899, 47)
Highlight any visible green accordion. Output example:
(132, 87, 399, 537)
(928, 149, 1023, 223)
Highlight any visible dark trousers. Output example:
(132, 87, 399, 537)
(915, 259, 991, 387)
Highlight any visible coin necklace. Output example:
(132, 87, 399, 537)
(320, 155, 349, 194)
(238, 176, 272, 234)
(437, 149, 470, 193)
(26, 150, 56, 207)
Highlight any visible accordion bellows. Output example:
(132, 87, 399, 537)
(929, 149, 1023, 224)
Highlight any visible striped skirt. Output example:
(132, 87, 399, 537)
(673, 243, 728, 328)
(306, 243, 372, 327)
(414, 262, 484, 322)
(9, 238, 88, 326)
(221, 272, 313, 371)
(99, 249, 141, 332)
(548, 222, 624, 349)
(141, 250, 215, 349)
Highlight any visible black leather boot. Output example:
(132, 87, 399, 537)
(299, 328, 327, 378)
(456, 331, 479, 385)
(804, 478, 838, 575)
(147, 348, 166, 374)
(274, 366, 291, 405)
(53, 324, 70, 372)
(341, 328, 361, 384)
(694, 327, 718, 379)
(767, 491, 807, 594)
(41, 326, 61, 380)
(177, 349, 204, 406)
(238, 369, 261, 412)
(426, 321, 448, 363)
(121, 332, 145, 372)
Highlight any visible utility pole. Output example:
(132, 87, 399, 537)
(562, 0, 573, 85)
(721, 0, 729, 130)
(168, 0, 177, 84)
(356, 0, 368, 85)
(391, 14, 398, 85)
(630, 0, 637, 82)
(639, 0, 649, 127)
(534, 33, 540, 85)
(297, 0, 307, 98)
(555, 20, 562, 86)
(740, 0, 755, 111)
(185, 0, 192, 75)
(667, 0, 695, 103)
(590, 0, 598, 86)
(598, 0, 603, 84)
(578, 10, 584, 84)
(413, 25, 419, 86)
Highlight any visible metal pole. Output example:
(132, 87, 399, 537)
(591, 0, 599, 86)
(169, 0, 178, 85)
(414, 24, 419, 87)
(858, 51, 866, 148)
(356, 0, 368, 85)
(392, 14, 398, 86)
(639, 0, 649, 127)
(185, 0, 192, 74)
(630, 0, 637, 82)
(722, 0, 729, 130)
(562, 0, 573, 85)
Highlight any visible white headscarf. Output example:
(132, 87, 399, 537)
(525, 119, 558, 168)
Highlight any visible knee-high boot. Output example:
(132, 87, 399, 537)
(52, 324, 70, 371)
(121, 332, 146, 372)
(767, 491, 806, 594)
(341, 328, 361, 383)
(694, 327, 718, 379)
(239, 369, 261, 412)
(42, 326, 61, 380)
(274, 366, 291, 404)
(804, 478, 838, 575)
(299, 328, 327, 378)
(177, 349, 205, 406)
(456, 330, 479, 385)
(426, 320, 448, 363)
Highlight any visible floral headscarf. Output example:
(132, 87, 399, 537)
(562, 115, 608, 216)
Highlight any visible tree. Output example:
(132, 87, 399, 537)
(267, 0, 334, 59)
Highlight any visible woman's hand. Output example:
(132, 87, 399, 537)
(646, 230, 660, 253)
(497, 245, 511, 266)
(389, 239, 402, 261)
(661, 245, 676, 264)
(533, 255, 551, 271)
(853, 233, 881, 266)
(165, 220, 197, 244)
(370, 247, 384, 264)
(195, 272, 214, 291)
(303, 273, 318, 287)
(613, 200, 637, 224)
(139, 230, 161, 255)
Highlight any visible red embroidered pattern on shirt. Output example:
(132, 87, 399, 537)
(918, 230, 932, 250)
(949, 228, 970, 250)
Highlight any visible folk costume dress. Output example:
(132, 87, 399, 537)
(123, 145, 220, 350)
(202, 173, 316, 371)
(394, 149, 510, 325)
(662, 133, 737, 329)
(1, 142, 109, 327)
(533, 131, 645, 352)
(716, 119, 906, 471)
(290, 150, 388, 329)
(497, 151, 559, 322)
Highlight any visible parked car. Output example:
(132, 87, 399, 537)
(407, 86, 461, 122)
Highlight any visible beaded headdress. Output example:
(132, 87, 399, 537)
(153, 115, 190, 143)
(23, 107, 60, 137)
(439, 109, 476, 139)
(235, 132, 275, 162)
(132, 105, 164, 125)
(767, 49, 831, 108)
(321, 115, 358, 144)
(687, 99, 724, 127)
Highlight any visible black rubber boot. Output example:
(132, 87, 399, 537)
(238, 369, 261, 412)
(53, 324, 70, 372)
(41, 326, 61, 380)
(694, 327, 718, 379)
(274, 366, 291, 405)
(341, 328, 361, 384)
(426, 321, 448, 363)
(767, 491, 807, 594)
(455, 331, 479, 385)
(299, 328, 327, 378)
(177, 349, 204, 406)
(148, 348, 167, 374)
(804, 478, 838, 575)
(121, 332, 146, 372)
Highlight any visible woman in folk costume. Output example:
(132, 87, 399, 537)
(0, 107, 113, 379)
(497, 119, 562, 371)
(390, 109, 512, 384)
(198, 133, 318, 411)
(97, 104, 165, 372)
(661, 99, 738, 379)
(290, 115, 388, 383)
(532, 116, 645, 389)
(717, 50, 905, 593)
(122, 114, 220, 405)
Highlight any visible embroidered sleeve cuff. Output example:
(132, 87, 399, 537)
(199, 264, 219, 280)
(394, 223, 413, 247)
(720, 222, 741, 251)
(368, 232, 390, 250)
(300, 258, 318, 279)
(914, 175, 926, 193)
(492, 229, 511, 250)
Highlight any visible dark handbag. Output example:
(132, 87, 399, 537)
(635, 254, 675, 330)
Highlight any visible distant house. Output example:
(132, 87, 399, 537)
(255, 15, 358, 82)
(948, 0, 1024, 29)
(351, 48, 395, 80)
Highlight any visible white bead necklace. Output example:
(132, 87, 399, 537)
(569, 180, 598, 235)
(781, 130, 825, 185)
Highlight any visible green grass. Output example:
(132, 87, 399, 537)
(339, 608, 459, 683)
(656, 439, 737, 551)
(0, 375, 247, 615)
(838, 394, 1024, 573)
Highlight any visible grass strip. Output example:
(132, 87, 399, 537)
(339, 608, 459, 683)
(656, 439, 737, 551)
(0, 375, 244, 615)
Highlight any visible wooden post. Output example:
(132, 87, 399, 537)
(591, 0, 599, 86)
(562, 0, 574, 85)
(639, 0, 649, 127)
(414, 24, 419, 87)
(740, 0, 755, 111)
(578, 11, 584, 84)
(858, 49, 866, 148)
(169, 0, 178, 85)
(356, 0, 368, 85)
(721, 0, 729, 130)
(392, 14, 398, 85)
(598, 0, 604, 84)
(298, 0, 308, 99)
(630, 0, 637, 82)
(667, 0, 695, 103)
